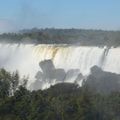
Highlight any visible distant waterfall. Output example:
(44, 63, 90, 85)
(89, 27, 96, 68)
(0, 43, 120, 88)
(98, 47, 110, 68)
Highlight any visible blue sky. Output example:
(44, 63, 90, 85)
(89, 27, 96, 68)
(0, 0, 120, 32)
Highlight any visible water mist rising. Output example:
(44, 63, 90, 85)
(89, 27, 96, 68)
(0, 43, 120, 88)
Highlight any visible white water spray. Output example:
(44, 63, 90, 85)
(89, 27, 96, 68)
(0, 43, 120, 88)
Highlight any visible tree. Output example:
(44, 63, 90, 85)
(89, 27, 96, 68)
(0, 69, 11, 99)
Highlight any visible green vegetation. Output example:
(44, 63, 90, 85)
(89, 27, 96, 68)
(0, 28, 120, 47)
(0, 69, 120, 120)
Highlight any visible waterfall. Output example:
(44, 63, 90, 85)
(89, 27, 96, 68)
(0, 43, 120, 89)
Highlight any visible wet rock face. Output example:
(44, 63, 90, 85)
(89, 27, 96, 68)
(84, 66, 120, 94)
(30, 60, 120, 92)
(39, 60, 55, 73)
(23, 59, 120, 93)
(39, 60, 66, 82)
(31, 60, 83, 90)
(32, 60, 66, 90)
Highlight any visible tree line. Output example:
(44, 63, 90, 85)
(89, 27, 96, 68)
(0, 68, 120, 120)
(0, 28, 120, 47)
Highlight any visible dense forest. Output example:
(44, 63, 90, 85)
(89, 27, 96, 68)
(0, 68, 120, 120)
(0, 28, 120, 47)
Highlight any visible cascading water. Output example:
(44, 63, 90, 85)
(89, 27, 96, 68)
(0, 43, 120, 89)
